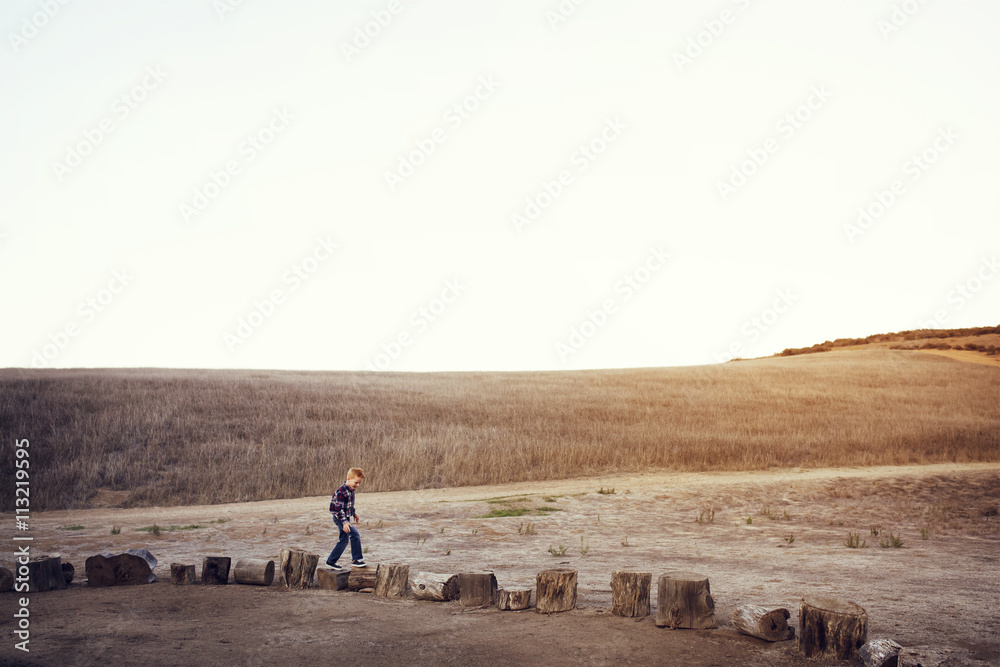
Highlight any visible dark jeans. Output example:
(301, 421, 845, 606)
(327, 519, 362, 565)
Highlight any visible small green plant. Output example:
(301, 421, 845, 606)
(517, 521, 536, 535)
(376, 519, 384, 528)
(621, 534, 631, 547)
(838, 520, 845, 526)
(579, 535, 589, 556)
(110, 525, 121, 535)
(879, 531, 904, 548)
(305, 525, 312, 535)
(785, 532, 795, 546)
(761, 507, 776, 520)
(920, 526, 929, 540)
(137, 524, 162, 536)
(439, 526, 445, 534)
(271, 517, 279, 524)
(471, 528, 478, 535)
(543, 496, 559, 503)
(62, 524, 85, 531)
(480, 507, 532, 519)
(844, 532, 867, 548)
(783, 510, 792, 520)
(209, 518, 230, 524)
(547, 543, 568, 557)
(598, 486, 615, 495)
(535, 506, 562, 514)
(870, 524, 882, 536)
(363, 546, 369, 554)
(417, 532, 427, 546)
(745, 516, 753, 525)
(697, 508, 715, 524)
(445, 549, 451, 556)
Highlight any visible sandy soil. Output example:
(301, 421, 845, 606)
(2, 463, 998, 666)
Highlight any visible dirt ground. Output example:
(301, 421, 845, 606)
(2, 463, 998, 666)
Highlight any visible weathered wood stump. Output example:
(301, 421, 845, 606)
(655, 572, 716, 629)
(201, 557, 231, 585)
(23, 555, 68, 592)
(536, 568, 577, 614)
(86, 550, 156, 588)
(410, 572, 460, 601)
(61, 562, 75, 585)
(170, 563, 197, 585)
(498, 588, 533, 610)
(0, 566, 13, 593)
(347, 565, 378, 592)
(731, 604, 795, 641)
(459, 572, 497, 608)
(234, 558, 274, 586)
(798, 598, 867, 661)
(279, 549, 318, 589)
(375, 563, 409, 599)
(316, 567, 350, 591)
(611, 570, 651, 618)
(859, 638, 902, 667)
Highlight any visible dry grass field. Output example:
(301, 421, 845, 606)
(2, 346, 998, 512)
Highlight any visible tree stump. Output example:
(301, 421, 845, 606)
(859, 638, 902, 667)
(278, 549, 318, 589)
(375, 563, 409, 599)
(459, 572, 497, 608)
(611, 570, 651, 618)
(347, 565, 377, 592)
(170, 563, 197, 585)
(731, 604, 795, 641)
(798, 597, 868, 661)
(201, 557, 231, 585)
(86, 550, 156, 588)
(316, 568, 350, 591)
(0, 566, 13, 593)
(234, 558, 274, 586)
(655, 572, 716, 629)
(535, 568, 577, 614)
(498, 588, 533, 610)
(410, 572, 460, 601)
(24, 555, 68, 592)
(61, 562, 75, 585)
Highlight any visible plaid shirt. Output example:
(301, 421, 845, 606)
(329, 482, 356, 523)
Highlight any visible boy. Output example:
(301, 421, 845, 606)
(326, 467, 366, 570)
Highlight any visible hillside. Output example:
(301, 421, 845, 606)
(2, 345, 997, 511)
(776, 324, 1000, 362)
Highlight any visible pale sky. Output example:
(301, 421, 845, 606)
(2, 0, 998, 372)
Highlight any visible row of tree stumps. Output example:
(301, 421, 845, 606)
(5, 552, 876, 663)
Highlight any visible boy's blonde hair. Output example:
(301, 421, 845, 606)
(347, 467, 365, 480)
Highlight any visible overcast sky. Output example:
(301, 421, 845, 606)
(2, 0, 997, 372)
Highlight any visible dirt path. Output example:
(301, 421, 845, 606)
(2, 463, 998, 665)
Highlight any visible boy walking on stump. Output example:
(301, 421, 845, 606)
(327, 467, 366, 570)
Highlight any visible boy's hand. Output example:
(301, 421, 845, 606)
(343, 522, 352, 533)
(353, 514, 360, 523)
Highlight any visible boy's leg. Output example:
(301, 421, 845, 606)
(327, 519, 350, 565)
(348, 524, 363, 562)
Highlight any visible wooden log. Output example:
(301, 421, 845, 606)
(859, 638, 902, 667)
(24, 555, 68, 592)
(347, 565, 378, 592)
(61, 562, 75, 585)
(498, 588, 533, 611)
(0, 566, 13, 593)
(170, 563, 197, 585)
(201, 557, 231, 585)
(897, 646, 951, 667)
(410, 572, 460, 601)
(375, 563, 409, 599)
(234, 558, 274, 586)
(798, 597, 868, 661)
(655, 571, 717, 629)
(279, 549, 319, 589)
(86, 550, 156, 588)
(731, 604, 795, 641)
(316, 567, 350, 591)
(611, 570, 651, 618)
(459, 572, 498, 608)
(535, 568, 577, 614)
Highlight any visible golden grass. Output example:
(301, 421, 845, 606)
(2, 349, 997, 511)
